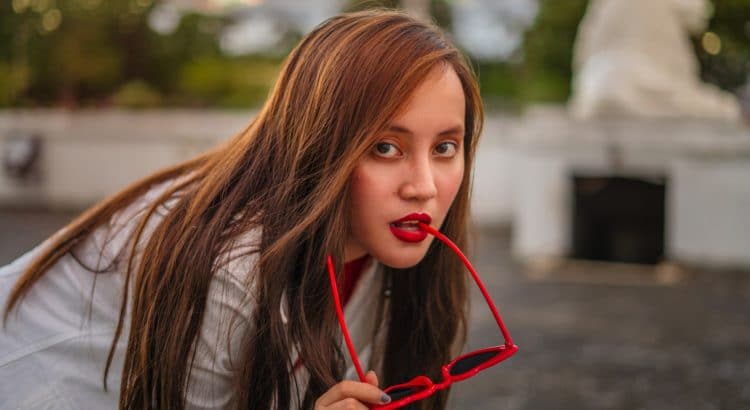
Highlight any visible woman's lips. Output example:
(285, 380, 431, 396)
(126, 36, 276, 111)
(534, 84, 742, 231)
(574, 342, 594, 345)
(389, 213, 432, 243)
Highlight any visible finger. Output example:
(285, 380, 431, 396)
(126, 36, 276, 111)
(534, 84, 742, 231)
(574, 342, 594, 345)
(365, 370, 379, 387)
(327, 397, 370, 410)
(316, 380, 390, 407)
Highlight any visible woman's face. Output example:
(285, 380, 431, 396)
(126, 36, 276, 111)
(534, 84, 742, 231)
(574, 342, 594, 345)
(346, 65, 466, 268)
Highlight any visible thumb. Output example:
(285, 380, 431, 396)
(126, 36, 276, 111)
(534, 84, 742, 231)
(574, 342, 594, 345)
(365, 370, 379, 387)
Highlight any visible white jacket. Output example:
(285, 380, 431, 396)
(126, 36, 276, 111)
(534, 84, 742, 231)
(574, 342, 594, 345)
(0, 180, 384, 409)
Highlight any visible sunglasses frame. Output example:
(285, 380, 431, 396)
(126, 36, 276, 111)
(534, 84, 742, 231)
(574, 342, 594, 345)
(326, 222, 518, 409)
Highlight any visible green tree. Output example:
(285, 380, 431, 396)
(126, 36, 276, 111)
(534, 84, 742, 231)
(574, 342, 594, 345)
(517, 0, 588, 103)
(2, 0, 159, 106)
(696, 0, 750, 92)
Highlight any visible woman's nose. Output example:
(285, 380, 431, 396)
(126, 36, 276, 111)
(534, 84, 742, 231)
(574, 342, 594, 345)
(398, 157, 437, 201)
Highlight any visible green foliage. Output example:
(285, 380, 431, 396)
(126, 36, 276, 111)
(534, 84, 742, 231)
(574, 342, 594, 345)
(112, 79, 162, 108)
(474, 0, 588, 106)
(2, 0, 747, 108)
(0, 1, 240, 107)
(53, 25, 123, 90)
(345, 0, 400, 12)
(344, 0, 451, 27)
(520, 0, 588, 102)
(176, 56, 280, 108)
(695, 0, 750, 92)
(0, 61, 31, 106)
(430, 0, 453, 30)
(178, 57, 232, 102)
(1, 0, 159, 106)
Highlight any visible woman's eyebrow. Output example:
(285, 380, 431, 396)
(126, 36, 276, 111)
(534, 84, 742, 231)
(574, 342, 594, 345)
(386, 124, 465, 136)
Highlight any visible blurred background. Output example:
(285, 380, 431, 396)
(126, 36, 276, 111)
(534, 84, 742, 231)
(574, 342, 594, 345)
(1, 0, 750, 409)
(1, 0, 748, 109)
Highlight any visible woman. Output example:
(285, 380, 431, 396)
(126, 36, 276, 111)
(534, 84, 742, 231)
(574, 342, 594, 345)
(1, 9, 483, 409)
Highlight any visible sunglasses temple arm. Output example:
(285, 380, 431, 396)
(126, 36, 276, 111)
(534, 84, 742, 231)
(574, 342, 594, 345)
(419, 224, 514, 347)
(326, 255, 368, 382)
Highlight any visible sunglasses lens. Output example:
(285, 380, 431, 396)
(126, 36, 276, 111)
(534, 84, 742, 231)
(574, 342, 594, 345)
(387, 385, 427, 401)
(448, 350, 501, 376)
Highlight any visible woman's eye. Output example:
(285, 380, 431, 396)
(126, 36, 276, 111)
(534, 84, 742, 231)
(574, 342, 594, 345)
(434, 141, 458, 157)
(373, 142, 401, 158)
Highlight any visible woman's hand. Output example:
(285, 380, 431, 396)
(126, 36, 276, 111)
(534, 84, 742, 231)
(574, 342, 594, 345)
(314, 370, 392, 409)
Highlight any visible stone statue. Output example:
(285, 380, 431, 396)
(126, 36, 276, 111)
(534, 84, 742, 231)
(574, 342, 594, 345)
(569, 0, 741, 120)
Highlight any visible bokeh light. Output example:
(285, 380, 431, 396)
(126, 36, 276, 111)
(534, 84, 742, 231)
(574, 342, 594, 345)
(701, 31, 721, 55)
(12, 0, 31, 13)
(41, 8, 62, 32)
(31, 0, 52, 14)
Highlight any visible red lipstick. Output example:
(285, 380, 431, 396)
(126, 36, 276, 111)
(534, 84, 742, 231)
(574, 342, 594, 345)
(389, 213, 432, 243)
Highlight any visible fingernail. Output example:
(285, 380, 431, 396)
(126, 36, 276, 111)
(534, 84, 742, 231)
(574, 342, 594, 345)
(381, 393, 391, 403)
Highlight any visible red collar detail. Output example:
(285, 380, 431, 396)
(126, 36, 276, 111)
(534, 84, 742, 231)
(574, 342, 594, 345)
(341, 255, 370, 307)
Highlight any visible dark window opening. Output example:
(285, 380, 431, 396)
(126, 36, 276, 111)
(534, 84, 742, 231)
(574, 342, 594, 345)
(571, 175, 666, 264)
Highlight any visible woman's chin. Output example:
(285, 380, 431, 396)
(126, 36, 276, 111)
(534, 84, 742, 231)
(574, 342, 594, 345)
(375, 247, 430, 269)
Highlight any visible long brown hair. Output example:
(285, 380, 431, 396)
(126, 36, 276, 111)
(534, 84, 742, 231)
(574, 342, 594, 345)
(4, 9, 483, 409)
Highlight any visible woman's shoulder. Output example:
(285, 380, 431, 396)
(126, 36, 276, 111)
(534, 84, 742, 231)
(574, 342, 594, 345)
(73, 172, 265, 283)
(72, 176, 191, 271)
(214, 224, 262, 290)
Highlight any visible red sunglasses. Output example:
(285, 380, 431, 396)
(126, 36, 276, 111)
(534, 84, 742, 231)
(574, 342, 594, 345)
(326, 222, 518, 409)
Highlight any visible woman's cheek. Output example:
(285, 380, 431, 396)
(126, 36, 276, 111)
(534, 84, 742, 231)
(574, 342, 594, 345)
(443, 164, 464, 200)
(351, 162, 393, 205)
